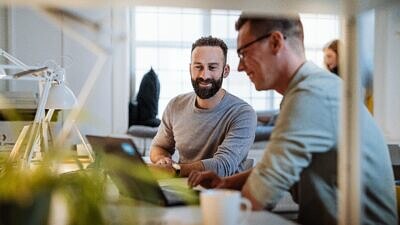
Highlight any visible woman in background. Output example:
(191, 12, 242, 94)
(323, 39, 374, 112)
(323, 39, 339, 76)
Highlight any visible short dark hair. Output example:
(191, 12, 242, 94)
(235, 14, 304, 54)
(191, 36, 228, 64)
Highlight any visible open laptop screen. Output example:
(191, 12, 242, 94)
(86, 135, 169, 206)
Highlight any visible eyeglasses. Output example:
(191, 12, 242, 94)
(237, 32, 273, 60)
(237, 32, 287, 60)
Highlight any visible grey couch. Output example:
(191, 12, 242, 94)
(254, 110, 279, 142)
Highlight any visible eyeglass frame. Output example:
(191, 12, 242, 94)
(236, 31, 286, 60)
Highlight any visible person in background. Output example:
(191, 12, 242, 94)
(323, 39, 375, 113)
(188, 14, 397, 225)
(150, 36, 257, 177)
(323, 39, 339, 76)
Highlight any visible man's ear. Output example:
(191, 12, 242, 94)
(270, 32, 285, 55)
(223, 64, 230, 78)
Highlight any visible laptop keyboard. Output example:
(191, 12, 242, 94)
(161, 186, 199, 206)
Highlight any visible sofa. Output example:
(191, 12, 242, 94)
(254, 110, 279, 142)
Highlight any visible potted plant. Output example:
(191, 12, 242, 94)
(0, 150, 107, 225)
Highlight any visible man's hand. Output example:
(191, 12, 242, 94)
(148, 163, 176, 179)
(155, 157, 174, 165)
(188, 171, 225, 189)
(149, 157, 176, 177)
(150, 146, 173, 164)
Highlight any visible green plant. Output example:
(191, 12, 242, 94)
(0, 151, 107, 225)
(0, 136, 198, 225)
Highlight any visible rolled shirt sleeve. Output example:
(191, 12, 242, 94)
(244, 78, 337, 209)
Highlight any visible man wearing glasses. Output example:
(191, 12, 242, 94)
(188, 14, 397, 225)
(150, 36, 257, 177)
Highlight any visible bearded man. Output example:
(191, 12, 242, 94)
(150, 36, 257, 177)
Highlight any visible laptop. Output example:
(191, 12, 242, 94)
(85, 135, 199, 206)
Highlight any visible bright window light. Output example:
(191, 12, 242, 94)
(131, 8, 339, 115)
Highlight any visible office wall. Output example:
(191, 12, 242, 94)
(9, 8, 62, 93)
(0, 7, 6, 51)
(358, 10, 374, 98)
(8, 7, 129, 137)
(0, 7, 7, 90)
(374, 5, 400, 143)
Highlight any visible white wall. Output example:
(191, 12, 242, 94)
(9, 7, 62, 92)
(357, 10, 374, 95)
(0, 7, 8, 90)
(59, 8, 113, 136)
(8, 7, 129, 137)
(374, 5, 400, 143)
(0, 7, 7, 51)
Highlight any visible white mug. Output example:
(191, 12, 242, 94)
(200, 189, 252, 225)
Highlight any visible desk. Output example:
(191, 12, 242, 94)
(46, 160, 297, 225)
(105, 204, 298, 225)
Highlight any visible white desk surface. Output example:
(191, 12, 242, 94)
(105, 204, 298, 225)
(140, 159, 298, 224)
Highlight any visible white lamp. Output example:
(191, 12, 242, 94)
(46, 83, 77, 110)
(19, 67, 93, 167)
(1, 48, 94, 166)
(43, 81, 94, 163)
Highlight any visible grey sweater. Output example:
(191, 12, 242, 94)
(151, 91, 257, 176)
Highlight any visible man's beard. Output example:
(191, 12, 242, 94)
(191, 73, 223, 99)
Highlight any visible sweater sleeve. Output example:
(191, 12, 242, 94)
(201, 104, 257, 176)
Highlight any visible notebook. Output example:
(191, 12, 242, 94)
(85, 135, 199, 206)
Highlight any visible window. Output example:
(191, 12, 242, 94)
(131, 7, 339, 115)
(301, 13, 340, 67)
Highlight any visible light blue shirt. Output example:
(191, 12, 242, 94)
(244, 61, 397, 225)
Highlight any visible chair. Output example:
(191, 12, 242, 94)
(127, 125, 158, 156)
(254, 110, 279, 142)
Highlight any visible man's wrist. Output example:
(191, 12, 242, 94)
(155, 156, 172, 164)
(172, 163, 181, 176)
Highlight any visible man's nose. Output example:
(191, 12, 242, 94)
(237, 59, 245, 72)
(199, 69, 212, 79)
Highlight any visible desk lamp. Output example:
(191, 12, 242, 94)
(22, 63, 95, 167)
(1, 48, 94, 167)
(42, 64, 94, 163)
